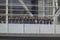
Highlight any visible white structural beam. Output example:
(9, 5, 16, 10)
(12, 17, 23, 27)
(6, 0, 8, 33)
(6, 0, 8, 24)
(18, 0, 33, 16)
(53, 0, 56, 34)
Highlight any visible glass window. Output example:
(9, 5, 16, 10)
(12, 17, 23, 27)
(0, 10, 6, 14)
(8, 0, 54, 24)
(57, 16, 60, 24)
(0, 0, 6, 4)
(0, 6, 6, 9)
(58, 0, 60, 6)
(0, 16, 6, 24)
(8, 0, 38, 14)
(56, 16, 60, 24)
(0, 0, 6, 14)
(44, 0, 53, 15)
(0, 0, 6, 24)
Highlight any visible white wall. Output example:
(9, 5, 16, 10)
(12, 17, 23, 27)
(0, 24, 7, 33)
(8, 24, 24, 33)
(25, 24, 40, 33)
(0, 24, 60, 34)
(40, 24, 54, 34)
(56, 25, 60, 34)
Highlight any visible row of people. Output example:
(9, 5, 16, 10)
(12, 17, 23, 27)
(8, 19, 53, 24)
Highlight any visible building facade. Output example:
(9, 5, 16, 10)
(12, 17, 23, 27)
(0, 0, 60, 36)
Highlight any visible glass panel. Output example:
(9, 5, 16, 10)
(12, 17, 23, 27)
(44, 0, 53, 15)
(0, 0, 6, 24)
(0, 10, 6, 14)
(56, 16, 60, 24)
(58, 0, 60, 6)
(8, 0, 38, 15)
(38, 0, 53, 16)
(0, 0, 6, 14)
(0, 16, 6, 24)
(57, 16, 60, 24)
(55, 0, 60, 24)
(8, 0, 53, 24)
(0, 0, 6, 4)
(0, 6, 6, 9)
(8, 6, 25, 14)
